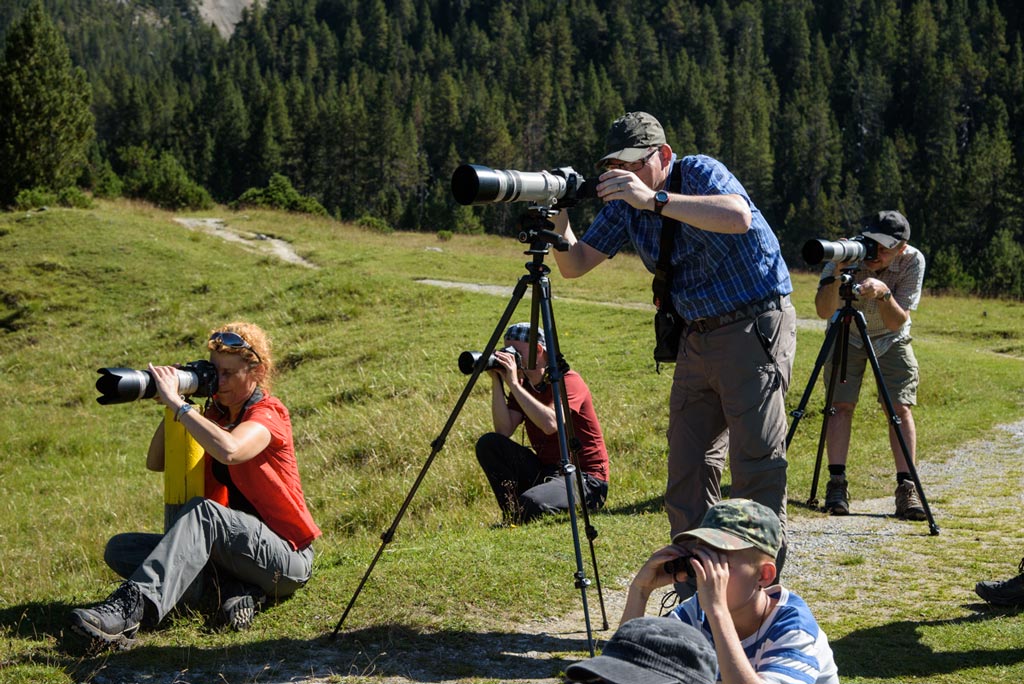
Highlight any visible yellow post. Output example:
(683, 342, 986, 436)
(163, 405, 205, 531)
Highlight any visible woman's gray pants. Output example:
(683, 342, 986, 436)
(104, 497, 313, 622)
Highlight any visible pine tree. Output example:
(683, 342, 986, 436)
(775, 30, 842, 251)
(721, 4, 777, 212)
(0, 0, 95, 206)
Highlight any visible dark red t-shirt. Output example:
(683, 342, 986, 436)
(508, 370, 609, 481)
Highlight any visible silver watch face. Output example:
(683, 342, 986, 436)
(656, 191, 669, 203)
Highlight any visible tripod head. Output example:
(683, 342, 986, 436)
(517, 205, 570, 253)
(836, 267, 862, 303)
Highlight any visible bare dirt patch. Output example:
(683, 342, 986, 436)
(174, 217, 317, 269)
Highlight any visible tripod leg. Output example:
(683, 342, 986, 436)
(535, 276, 598, 656)
(851, 313, 939, 535)
(553, 361, 609, 631)
(786, 309, 844, 448)
(331, 276, 532, 637)
(539, 290, 608, 630)
(809, 311, 857, 507)
(810, 349, 844, 508)
(785, 309, 845, 505)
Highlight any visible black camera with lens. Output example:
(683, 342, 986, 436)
(458, 345, 522, 376)
(801, 235, 879, 265)
(95, 360, 217, 405)
(663, 555, 696, 576)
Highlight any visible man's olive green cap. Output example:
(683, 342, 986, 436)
(599, 112, 666, 165)
(671, 499, 781, 557)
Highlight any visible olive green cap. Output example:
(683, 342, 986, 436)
(672, 499, 781, 557)
(599, 112, 666, 165)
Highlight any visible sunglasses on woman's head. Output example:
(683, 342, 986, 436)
(209, 331, 262, 364)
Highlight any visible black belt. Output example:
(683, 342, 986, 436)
(688, 295, 788, 334)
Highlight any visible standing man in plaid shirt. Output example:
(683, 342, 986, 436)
(814, 210, 927, 520)
(549, 112, 796, 583)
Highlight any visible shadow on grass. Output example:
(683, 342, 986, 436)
(2, 599, 591, 682)
(603, 495, 664, 516)
(832, 609, 1024, 679)
(604, 486, 748, 518)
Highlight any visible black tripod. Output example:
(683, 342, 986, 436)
(785, 268, 939, 535)
(331, 210, 608, 655)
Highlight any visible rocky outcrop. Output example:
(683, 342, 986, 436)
(195, 0, 257, 38)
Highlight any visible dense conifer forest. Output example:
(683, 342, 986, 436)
(1, 0, 1022, 295)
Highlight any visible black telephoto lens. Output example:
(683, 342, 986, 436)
(458, 351, 488, 375)
(95, 368, 157, 405)
(95, 360, 217, 405)
(458, 346, 522, 375)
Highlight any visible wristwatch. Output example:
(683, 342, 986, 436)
(877, 290, 892, 302)
(653, 190, 669, 215)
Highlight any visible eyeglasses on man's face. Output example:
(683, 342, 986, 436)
(604, 147, 659, 172)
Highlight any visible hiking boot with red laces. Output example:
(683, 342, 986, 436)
(824, 476, 850, 515)
(69, 581, 145, 649)
(894, 480, 926, 521)
(976, 558, 1024, 607)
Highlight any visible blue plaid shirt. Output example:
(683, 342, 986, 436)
(580, 155, 792, 320)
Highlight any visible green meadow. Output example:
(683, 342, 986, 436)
(1, 201, 1023, 683)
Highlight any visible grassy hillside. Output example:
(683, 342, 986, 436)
(1, 201, 1023, 682)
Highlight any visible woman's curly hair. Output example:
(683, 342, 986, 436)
(207, 321, 275, 392)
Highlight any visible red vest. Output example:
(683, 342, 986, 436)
(204, 395, 322, 550)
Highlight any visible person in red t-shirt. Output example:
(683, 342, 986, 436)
(475, 322, 610, 524)
(70, 322, 321, 649)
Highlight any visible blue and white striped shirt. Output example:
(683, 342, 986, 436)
(671, 585, 839, 684)
(580, 155, 792, 320)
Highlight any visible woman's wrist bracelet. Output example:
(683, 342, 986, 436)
(174, 403, 193, 422)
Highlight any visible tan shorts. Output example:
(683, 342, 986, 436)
(824, 338, 919, 406)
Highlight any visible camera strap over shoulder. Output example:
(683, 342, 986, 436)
(652, 160, 683, 311)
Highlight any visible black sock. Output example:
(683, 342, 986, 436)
(896, 471, 911, 484)
(828, 464, 846, 478)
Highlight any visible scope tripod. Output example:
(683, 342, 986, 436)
(331, 209, 607, 655)
(785, 269, 939, 535)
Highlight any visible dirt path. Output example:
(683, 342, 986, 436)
(173, 217, 318, 269)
